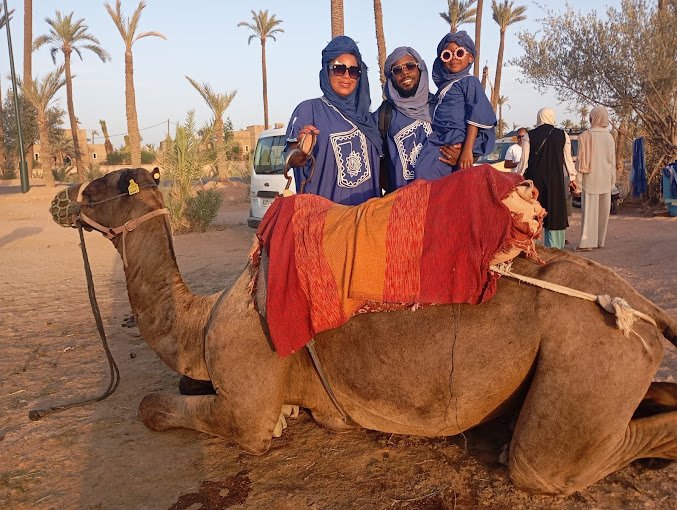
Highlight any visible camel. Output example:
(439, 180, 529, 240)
(50, 168, 677, 495)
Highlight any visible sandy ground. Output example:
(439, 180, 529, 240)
(0, 180, 675, 510)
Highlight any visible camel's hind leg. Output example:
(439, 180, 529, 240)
(634, 382, 677, 418)
(506, 316, 672, 495)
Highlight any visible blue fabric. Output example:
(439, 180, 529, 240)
(384, 47, 433, 122)
(431, 31, 476, 88)
(285, 98, 381, 205)
(373, 105, 432, 191)
(631, 137, 647, 197)
(413, 76, 496, 181)
(319, 35, 382, 154)
(543, 229, 565, 249)
(662, 162, 677, 199)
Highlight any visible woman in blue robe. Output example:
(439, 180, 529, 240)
(414, 31, 496, 181)
(285, 36, 383, 205)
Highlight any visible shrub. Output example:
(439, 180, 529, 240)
(106, 150, 129, 165)
(141, 149, 156, 164)
(186, 188, 223, 232)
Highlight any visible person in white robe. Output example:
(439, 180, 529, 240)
(575, 106, 616, 250)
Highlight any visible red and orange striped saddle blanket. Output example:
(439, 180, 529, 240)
(250, 165, 544, 357)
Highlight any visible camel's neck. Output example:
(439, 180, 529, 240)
(116, 219, 216, 380)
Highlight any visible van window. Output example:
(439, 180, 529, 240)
(254, 135, 286, 175)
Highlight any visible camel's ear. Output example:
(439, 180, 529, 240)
(117, 169, 136, 195)
(151, 167, 160, 185)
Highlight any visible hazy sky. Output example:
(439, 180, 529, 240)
(0, 0, 620, 147)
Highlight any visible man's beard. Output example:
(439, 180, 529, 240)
(393, 79, 419, 98)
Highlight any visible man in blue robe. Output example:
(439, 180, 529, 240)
(374, 47, 434, 193)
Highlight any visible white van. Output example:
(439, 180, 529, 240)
(247, 126, 295, 228)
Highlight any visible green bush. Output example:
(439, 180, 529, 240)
(186, 188, 223, 232)
(106, 150, 129, 165)
(141, 149, 156, 164)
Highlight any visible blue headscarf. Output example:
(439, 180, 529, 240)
(431, 31, 476, 88)
(319, 36, 383, 153)
(384, 47, 432, 122)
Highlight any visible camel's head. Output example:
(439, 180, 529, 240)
(50, 167, 163, 232)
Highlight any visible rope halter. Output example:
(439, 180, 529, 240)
(50, 178, 169, 268)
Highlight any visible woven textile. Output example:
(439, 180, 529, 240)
(252, 165, 543, 357)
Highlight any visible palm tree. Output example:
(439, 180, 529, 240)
(330, 0, 344, 38)
(21, 66, 66, 187)
(104, 1, 166, 167)
(490, 0, 527, 109)
(579, 106, 590, 130)
(496, 94, 509, 137)
(561, 119, 575, 132)
(238, 10, 284, 130)
(439, 0, 477, 33)
(373, 0, 387, 89)
(99, 119, 114, 156)
(33, 11, 110, 182)
(186, 77, 237, 179)
(24, 0, 33, 175)
(473, 0, 484, 77)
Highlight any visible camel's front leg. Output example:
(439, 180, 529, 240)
(138, 392, 291, 454)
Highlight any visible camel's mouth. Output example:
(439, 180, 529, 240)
(50, 187, 81, 228)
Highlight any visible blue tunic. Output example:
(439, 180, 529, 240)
(285, 98, 382, 205)
(414, 75, 496, 181)
(373, 105, 432, 192)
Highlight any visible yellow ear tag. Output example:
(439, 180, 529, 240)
(128, 179, 140, 195)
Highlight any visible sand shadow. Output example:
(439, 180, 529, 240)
(0, 226, 43, 248)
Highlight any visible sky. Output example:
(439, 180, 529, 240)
(0, 0, 622, 148)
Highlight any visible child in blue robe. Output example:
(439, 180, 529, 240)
(414, 31, 496, 181)
(285, 36, 383, 206)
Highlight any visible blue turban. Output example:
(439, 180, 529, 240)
(431, 30, 476, 88)
(384, 47, 432, 122)
(319, 36, 383, 154)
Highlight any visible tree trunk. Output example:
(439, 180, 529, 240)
(373, 0, 387, 89)
(0, 77, 6, 176)
(261, 39, 269, 130)
(64, 51, 85, 181)
(498, 104, 503, 137)
(214, 116, 228, 179)
(474, 0, 483, 78)
(615, 116, 628, 187)
(100, 119, 114, 156)
(491, 29, 506, 110)
(125, 49, 142, 166)
(24, 0, 33, 175)
(37, 113, 54, 187)
(330, 0, 344, 38)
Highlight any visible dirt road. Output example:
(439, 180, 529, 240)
(1, 182, 675, 509)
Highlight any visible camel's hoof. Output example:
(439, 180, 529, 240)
(139, 393, 176, 432)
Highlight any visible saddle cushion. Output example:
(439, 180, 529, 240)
(250, 165, 544, 357)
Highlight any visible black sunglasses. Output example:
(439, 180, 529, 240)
(391, 61, 421, 76)
(330, 63, 361, 80)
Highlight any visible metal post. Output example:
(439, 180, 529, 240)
(4, 0, 29, 192)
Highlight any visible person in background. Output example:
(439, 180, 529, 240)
(517, 108, 579, 249)
(575, 106, 616, 251)
(374, 46, 434, 193)
(504, 127, 527, 172)
(285, 36, 382, 205)
(413, 31, 496, 180)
